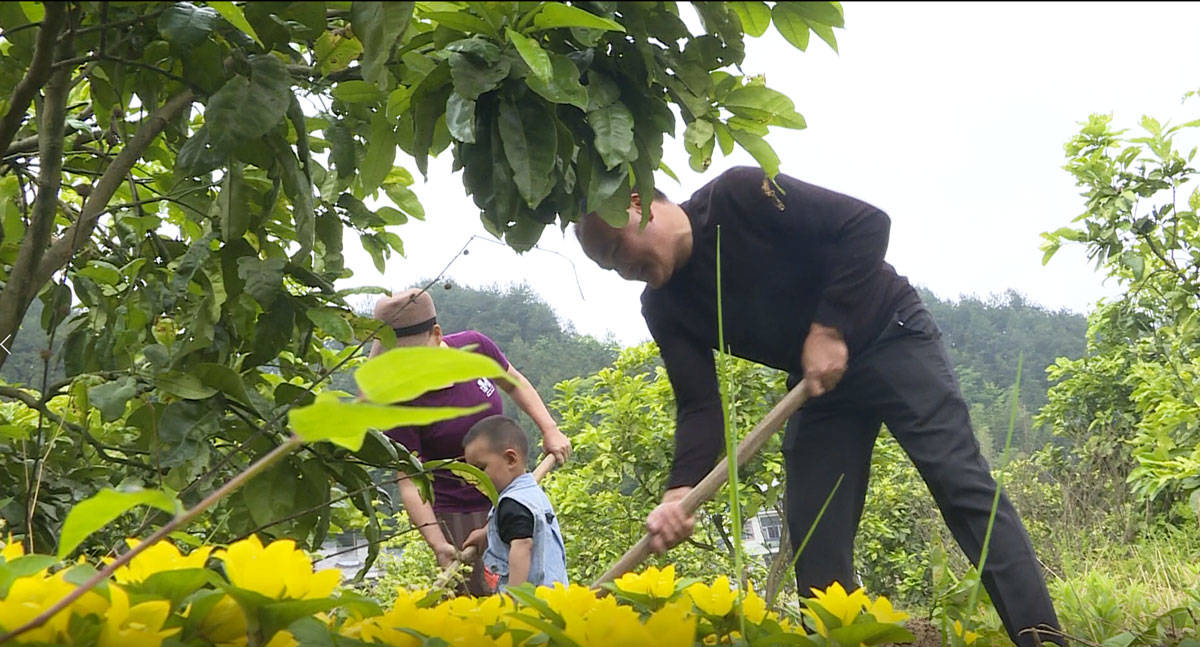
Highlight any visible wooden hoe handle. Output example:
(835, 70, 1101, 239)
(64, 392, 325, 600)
(590, 380, 809, 588)
(433, 453, 560, 590)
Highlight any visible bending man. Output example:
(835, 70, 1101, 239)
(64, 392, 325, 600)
(575, 167, 1062, 646)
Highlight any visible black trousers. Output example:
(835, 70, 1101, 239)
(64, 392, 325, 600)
(783, 307, 1062, 646)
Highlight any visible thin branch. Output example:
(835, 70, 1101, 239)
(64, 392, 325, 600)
(54, 55, 190, 86)
(31, 89, 195, 290)
(0, 435, 303, 643)
(71, 7, 166, 36)
(0, 2, 67, 156)
(0, 385, 155, 471)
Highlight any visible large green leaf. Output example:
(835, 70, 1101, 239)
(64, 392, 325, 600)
(88, 376, 137, 422)
(445, 93, 477, 144)
(771, 4, 810, 51)
(828, 620, 914, 645)
(207, 1, 263, 46)
(423, 459, 498, 505)
(790, 1, 845, 28)
(506, 28, 551, 80)
(158, 2, 219, 50)
(306, 308, 355, 344)
(0, 555, 57, 597)
(498, 96, 557, 208)
(57, 488, 179, 558)
(354, 345, 512, 404)
(446, 38, 510, 100)
(589, 102, 638, 169)
(729, 1, 772, 37)
(359, 115, 397, 194)
(289, 392, 486, 451)
(531, 3, 624, 33)
(156, 371, 219, 400)
(730, 128, 780, 178)
(206, 54, 292, 154)
(525, 52, 588, 110)
(350, 1, 414, 88)
(217, 161, 252, 240)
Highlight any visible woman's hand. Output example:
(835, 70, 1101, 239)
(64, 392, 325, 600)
(541, 426, 572, 465)
(432, 540, 458, 569)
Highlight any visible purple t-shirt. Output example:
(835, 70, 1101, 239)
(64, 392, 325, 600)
(386, 331, 510, 513)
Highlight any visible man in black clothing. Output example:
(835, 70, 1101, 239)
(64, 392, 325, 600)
(575, 167, 1062, 646)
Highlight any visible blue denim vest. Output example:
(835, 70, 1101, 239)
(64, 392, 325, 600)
(483, 473, 568, 591)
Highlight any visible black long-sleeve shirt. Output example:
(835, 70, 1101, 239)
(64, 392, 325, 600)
(641, 167, 920, 489)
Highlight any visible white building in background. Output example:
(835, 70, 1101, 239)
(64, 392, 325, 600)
(743, 509, 785, 558)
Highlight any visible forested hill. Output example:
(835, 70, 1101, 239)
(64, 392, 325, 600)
(918, 287, 1087, 457)
(2, 282, 1086, 458)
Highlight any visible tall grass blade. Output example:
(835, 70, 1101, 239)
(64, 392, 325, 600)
(715, 226, 746, 635)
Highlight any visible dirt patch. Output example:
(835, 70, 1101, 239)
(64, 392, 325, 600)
(892, 617, 941, 647)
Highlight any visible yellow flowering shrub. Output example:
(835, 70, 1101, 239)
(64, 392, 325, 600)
(0, 535, 915, 647)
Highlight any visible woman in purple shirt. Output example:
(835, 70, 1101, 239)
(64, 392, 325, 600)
(370, 288, 571, 595)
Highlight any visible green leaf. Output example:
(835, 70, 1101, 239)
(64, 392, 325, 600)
(531, 3, 625, 33)
(360, 115, 397, 194)
(384, 182, 426, 220)
(730, 128, 780, 179)
(206, 54, 292, 154)
(807, 19, 839, 53)
(156, 371, 219, 400)
(729, 2, 772, 37)
(827, 621, 914, 645)
(589, 102, 638, 169)
(306, 308, 356, 344)
(506, 28, 552, 80)
(207, 1, 263, 46)
(218, 160, 252, 241)
(0, 555, 56, 597)
(1121, 250, 1145, 280)
(498, 96, 557, 209)
(354, 345, 512, 404)
(425, 459, 498, 505)
(422, 10, 495, 36)
(289, 392, 486, 451)
(158, 2, 220, 50)
(76, 260, 122, 286)
(58, 489, 179, 558)
(351, 1, 415, 88)
(771, 4, 810, 51)
(137, 568, 220, 606)
(260, 598, 340, 641)
(88, 376, 137, 422)
(445, 93, 477, 144)
(237, 256, 286, 307)
(192, 363, 254, 408)
(315, 31, 363, 76)
(526, 52, 588, 110)
(790, 1, 845, 28)
(446, 38, 510, 100)
(331, 79, 383, 104)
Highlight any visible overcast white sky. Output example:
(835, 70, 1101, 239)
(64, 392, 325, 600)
(339, 2, 1200, 346)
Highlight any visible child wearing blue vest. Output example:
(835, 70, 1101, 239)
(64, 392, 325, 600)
(461, 415, 568, 592)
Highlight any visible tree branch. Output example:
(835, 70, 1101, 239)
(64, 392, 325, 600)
(0, 3, 68, 154)
(0, 27, 73, 372)
(0, 385, 154, 471)
(30, 89, 195, 291)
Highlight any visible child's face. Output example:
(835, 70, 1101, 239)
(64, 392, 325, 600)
(463, 438, 522, 493)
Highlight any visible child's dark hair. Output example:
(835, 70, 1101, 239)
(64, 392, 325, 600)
(464, 415, 529, 459)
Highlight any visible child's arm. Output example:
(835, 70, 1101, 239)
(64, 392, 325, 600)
(507, 538, 533, 587)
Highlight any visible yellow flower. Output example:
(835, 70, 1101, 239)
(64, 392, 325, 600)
(216, 535, 340, 599)
(265, 630, 299, 647)
(562, 595, 650, 647)
(802, 581, 869, 636)
(191, 594, 248, 647)
(743, 584, 768, 624)
(109, 538, 213, 584)
(1, 535, 24, 562)
(644, 599, 696, 647)
(444, 593, 511, 626)
(863, 594, 908, 625)
(535, 582, 601, 617)
(0, 571, 109, 644)
(953, 620, 979, 646)
(98, 585, 178, 647)
(685, 576, 737, 617)
(613, 564, 677, 598)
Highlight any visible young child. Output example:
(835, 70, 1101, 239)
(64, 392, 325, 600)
(462, 415, 568, 592)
